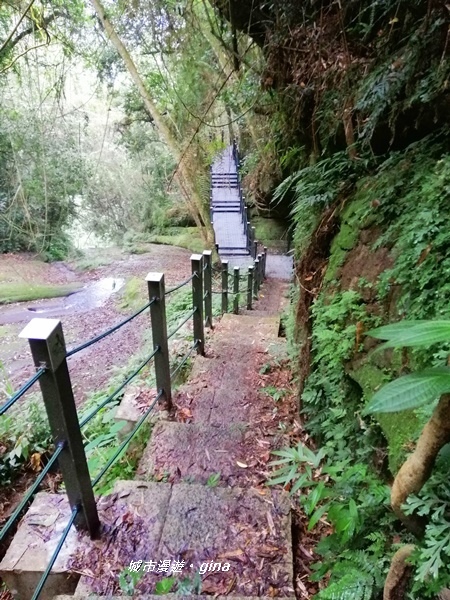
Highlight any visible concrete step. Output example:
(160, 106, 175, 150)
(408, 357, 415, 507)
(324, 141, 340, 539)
(3, 481, 293, 599)
(137, 422, 248, 485)
(72, 480, 293, 596)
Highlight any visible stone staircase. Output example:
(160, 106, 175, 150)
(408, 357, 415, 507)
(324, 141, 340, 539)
(1, 279, 295, 600)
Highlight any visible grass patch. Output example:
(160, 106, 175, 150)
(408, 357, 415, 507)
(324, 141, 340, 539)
(69, 247, 123, 272)
(117, 277, 146, 312)
(0, 282, 83, 304)
(147, 228, 204, 253)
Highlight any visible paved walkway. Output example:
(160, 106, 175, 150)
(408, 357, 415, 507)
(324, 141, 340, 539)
(211, 146, 249, 262)
(211, 146, 294, 277)
(54, 275, 295, 598)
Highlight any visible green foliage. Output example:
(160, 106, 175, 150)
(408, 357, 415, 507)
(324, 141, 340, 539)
(364, 139, 450, 323)
(118, 566, 145, 595)
(0, 396, 52, 485)
(368, 321, 450, 349)
(261, 385, 286, 402)
(147, 228, 204, 254)
(365, 320, 450, 416)
(268, 442, 392, 598)
(403, 470, 450, 596)
(366, 367, 450, 414)
(206, 472, 221, 487)
(0, 99, 88, 255)
(154, 577, 175, 595)
(0, 282, 82, 304)
(274, 152, 371, 256)
(176, 572, 202, 594)
(301, 290, 376, 458)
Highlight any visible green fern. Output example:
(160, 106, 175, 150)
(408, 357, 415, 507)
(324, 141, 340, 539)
(316, 570, 374, 600)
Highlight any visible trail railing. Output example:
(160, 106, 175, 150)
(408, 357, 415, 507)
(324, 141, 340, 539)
(210, 140, 259, 259)
(0, 247, 267, 600)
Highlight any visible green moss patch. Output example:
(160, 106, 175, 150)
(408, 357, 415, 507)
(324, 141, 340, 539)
(252, 216, 289, 249)
(323, 195, 369, 285)
(0, 283, 82, 304)
(146, 228, 204, 253)
(350, 362, 420, 473)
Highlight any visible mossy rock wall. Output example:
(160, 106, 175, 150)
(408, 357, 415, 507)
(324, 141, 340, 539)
(297, 138, 450, 477)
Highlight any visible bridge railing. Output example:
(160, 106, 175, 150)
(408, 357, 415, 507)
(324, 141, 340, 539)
(210, 141, 259, 258)
(0, 247, 266, 600)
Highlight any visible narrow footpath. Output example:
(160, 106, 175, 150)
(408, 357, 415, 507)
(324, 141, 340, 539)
(59, 276, 296, 598)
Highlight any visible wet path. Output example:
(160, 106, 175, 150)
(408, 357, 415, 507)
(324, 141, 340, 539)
(0, 278, 125, 325)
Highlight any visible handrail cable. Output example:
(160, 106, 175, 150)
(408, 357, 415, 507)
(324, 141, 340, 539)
(79, 346, 159, 428)
(91, 389, 163, 487)
(165, 273, 196, 296)
(166, 308, 197, 341)
(66, 300, 155, 358)
(0, 443, 64, 542)
(31, 505, 80, 600)
(170, 341, 199, 381)
(0, 367, 46, 416)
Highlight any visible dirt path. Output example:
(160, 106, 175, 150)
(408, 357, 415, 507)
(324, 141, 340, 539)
(0, 245, 193, 405)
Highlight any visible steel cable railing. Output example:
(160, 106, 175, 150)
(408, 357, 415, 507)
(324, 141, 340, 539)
(165, 273, 196, 296)
(91, 389, 163, 488)
(0, 443, 64, 542)
(0, 367, 46, 416)
(66, 299, 154, 358)
(1, 248, 267, 600)
(30, 505, 80, 600)
(79, 346, 160, 428)
(167, 307, 197, 341)
(170, 341, 199, 381)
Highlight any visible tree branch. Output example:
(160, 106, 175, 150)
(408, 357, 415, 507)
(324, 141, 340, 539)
(0, 0, 36, 55)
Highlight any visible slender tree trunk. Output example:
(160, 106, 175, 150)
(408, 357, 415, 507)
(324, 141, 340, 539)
(90, 0, 211, 241)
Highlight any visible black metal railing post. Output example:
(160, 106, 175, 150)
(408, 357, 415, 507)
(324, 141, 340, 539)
(253, 240, 258, 261)
(19, 319, 100, 539)
(246, 222, 251, 252)
(247, 266, 254, 310)
(233, 267, 240, 314)
(254, 256, 260, 298)
(191, 254, 205, 355)
(257, 253, 263, 289)
(203, 250, 213, 328)
(221, 260, 229, 313)
(146, 273, 172, 411)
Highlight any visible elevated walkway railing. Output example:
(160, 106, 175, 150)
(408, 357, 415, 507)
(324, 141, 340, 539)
(0, 246, 267, 600)
(210, 141, 259, 258)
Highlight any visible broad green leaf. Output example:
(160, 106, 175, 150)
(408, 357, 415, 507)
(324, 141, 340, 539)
(368, 320, 450, 348)
(365, 367, 450, 413)
(308, 504, 329, 530)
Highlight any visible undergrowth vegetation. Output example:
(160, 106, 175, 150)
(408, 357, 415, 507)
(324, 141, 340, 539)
(275, 132, 450, 598)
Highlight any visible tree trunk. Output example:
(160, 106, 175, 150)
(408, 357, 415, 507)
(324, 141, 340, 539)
(391, 393, 450, 536)
(90, 0, 211, 242)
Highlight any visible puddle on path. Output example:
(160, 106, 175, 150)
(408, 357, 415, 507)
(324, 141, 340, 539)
(0, 278, 125, 325)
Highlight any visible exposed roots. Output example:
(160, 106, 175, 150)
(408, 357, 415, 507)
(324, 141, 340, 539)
(391, 394, 450, 536)
(383, 545, 415, 600)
